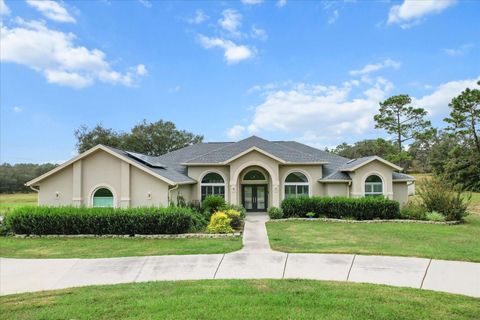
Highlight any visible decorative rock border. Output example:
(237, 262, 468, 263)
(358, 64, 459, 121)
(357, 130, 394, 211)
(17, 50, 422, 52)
(12, 232, 242, 239)
(268, 218, 461, 225)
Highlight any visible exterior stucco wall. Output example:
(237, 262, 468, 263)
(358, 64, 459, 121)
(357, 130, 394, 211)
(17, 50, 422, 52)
(170, 184, 194, 205)
(349, 160, 394, 199)
(325, 183, 350, 197)
(393, 182, 410, 207)
(38, 165, 73, 206)
(279, 165, 325, 199)
(130, 166, 169, 207)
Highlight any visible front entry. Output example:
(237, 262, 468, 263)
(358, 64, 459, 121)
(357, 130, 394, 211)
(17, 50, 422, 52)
(242, 184, 268, 212)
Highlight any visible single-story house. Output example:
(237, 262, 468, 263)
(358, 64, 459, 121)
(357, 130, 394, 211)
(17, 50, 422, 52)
(26, 136, 415, 211)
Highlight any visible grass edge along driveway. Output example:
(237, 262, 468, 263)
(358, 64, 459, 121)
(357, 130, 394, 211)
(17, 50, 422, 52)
(266, 215, 480, 262)
(1, 280, 479, 320)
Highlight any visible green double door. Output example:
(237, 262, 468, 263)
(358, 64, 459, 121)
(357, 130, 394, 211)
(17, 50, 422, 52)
(242, 185, 268, 212)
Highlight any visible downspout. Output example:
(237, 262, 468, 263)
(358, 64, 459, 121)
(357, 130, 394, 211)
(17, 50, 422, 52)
(28, 185, 40, 206)
(168, 184, 179, 206)
(347, 181, 352, 197)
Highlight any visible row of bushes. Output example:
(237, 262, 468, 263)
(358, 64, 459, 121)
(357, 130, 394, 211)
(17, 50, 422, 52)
(4, 206, 205, 235)
(278, 196, 400, 220)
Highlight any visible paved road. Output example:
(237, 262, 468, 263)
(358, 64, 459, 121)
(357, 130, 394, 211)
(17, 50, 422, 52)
(1, 213, 479, 297)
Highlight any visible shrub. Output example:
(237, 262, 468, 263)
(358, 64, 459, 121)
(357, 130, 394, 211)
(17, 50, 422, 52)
(426, 211, 446, 222)
(417, 176, 470, 221)
(5, 206, 203, 235)
(221, 203, 246, 218)
(201, 196, 226, 215)
(306, 212, 316, 218)
(207, 212, 234, 234)
(268, 207, 284, 219)
(225, 209, 242, 228)
(400, 201, 427, 220)
(281, 196, 400, 220)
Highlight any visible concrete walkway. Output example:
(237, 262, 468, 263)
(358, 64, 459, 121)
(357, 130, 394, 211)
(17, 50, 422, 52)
(1, 213, 479, 298)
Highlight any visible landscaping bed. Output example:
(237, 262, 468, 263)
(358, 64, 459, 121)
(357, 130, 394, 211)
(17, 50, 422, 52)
(1, 280, 479, 320)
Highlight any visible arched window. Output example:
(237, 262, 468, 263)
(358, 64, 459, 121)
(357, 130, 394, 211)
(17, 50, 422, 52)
(201, 172, 225, 201)
(243, 170, 266, 181)
(365, 175, 383, 197)
(284, 172, 309, 199)
(92, 188, 114, 207)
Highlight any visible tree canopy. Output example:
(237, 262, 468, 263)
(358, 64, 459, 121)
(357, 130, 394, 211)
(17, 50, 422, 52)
(0, 163, 57, 193)
(75, 119, 204, 156)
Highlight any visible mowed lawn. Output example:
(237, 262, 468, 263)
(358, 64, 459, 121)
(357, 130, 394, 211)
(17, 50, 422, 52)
(0, 193, 242, 258)
(2, 280, 479, 320)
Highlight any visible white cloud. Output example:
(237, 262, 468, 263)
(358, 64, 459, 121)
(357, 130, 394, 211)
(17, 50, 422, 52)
(251, 25, 267, 41)
(218, 9, 242, 37)
(414, 77, 480, 116)
(442, 43, 474, 57)
(198, 35, 255, 64)
(241, 0, 263, 4)
(0, 0, 10, 16)
(187, 10, 208, 24)
(137, 0, 152, 8)
(388, 0, 456, 28)
(26, 0, 76, 23)
(13, 106, 23, 113)
(227, 125, 246, 139)
(1, 19, 146, 88)
(349, 59, 401, 76)
(241, 78, 395, 146)
(328, 9, 339, 24)
(276, 0, 287, 8)
(136, 64, 148, 75)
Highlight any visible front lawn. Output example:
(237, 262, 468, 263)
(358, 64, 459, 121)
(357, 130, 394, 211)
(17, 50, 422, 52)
(1, 280, 479, 320)
(0, 193, 37, 216)
(0, 237, 242, 258)
(267, 215, 480, 262)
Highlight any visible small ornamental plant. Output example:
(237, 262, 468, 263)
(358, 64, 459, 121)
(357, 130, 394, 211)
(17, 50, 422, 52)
(306, 212, 316, 219)
(207, 212, 234, 234)
(225, 209, 242, 228)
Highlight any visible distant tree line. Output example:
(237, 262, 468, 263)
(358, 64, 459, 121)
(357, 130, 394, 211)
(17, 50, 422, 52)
(332, 81, 480, 191)
(0, 163, 57, 193)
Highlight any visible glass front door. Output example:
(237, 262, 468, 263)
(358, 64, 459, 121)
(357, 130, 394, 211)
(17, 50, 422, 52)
(242, 185, 268, 212)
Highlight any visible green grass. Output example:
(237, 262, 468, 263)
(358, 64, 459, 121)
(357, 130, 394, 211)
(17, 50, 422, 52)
(0, 193, 37, 215)
(1, 280, 478, 320)
(267, 215, 480, 262)
(0, 236, 242, 258)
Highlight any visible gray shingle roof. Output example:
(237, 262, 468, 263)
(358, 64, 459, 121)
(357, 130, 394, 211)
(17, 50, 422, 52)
(102, 136, 409, 185)
(184, 136, 322, 164)
(393, 172, 415, 181)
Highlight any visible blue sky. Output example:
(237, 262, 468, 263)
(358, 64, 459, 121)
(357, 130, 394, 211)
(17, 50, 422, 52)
(1, 0, 479, 164)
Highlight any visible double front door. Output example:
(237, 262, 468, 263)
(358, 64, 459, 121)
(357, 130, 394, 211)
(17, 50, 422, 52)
(242, 185, 268, 212)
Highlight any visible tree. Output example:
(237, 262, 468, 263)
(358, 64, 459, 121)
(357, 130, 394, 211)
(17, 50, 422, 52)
(444, 81, 480, 154)
(374, 95, 434, 153)
(332, 139, 397, 159)
(75, 120, 203, 156)
(0, 163, 57, 193)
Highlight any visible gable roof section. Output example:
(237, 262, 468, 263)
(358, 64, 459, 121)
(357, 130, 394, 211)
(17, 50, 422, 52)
(26, 145, 194, 187)
(392, 172, 416, 181)
(338, 156, 403, 171)
(183, 136, 327, 165)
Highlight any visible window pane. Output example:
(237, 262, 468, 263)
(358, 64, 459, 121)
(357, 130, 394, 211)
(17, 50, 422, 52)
(244, 170, 266, 181)
(365, 184, 372, 193)
(285, 185, 296, 198)
(285, 172, 308, 183)
(93, 197, 113, 207)
(297, 185, 309, 196)
(202, 173, 224, 183)
(366, 175, 382, 183)
(373, 184, 382, 193)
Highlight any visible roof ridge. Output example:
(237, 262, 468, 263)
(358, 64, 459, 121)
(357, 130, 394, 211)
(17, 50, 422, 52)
(182, 141, 236, 163)
(272, 141, 319, 161)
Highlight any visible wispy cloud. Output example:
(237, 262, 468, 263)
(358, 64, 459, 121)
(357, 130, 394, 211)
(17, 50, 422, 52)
(276, 0, 287, 8)
(241, 0, 263, 5)
(388, 0, 457, 29)
(187, 10, 208, 25)
(218, 9, 242, 37)
(137, 0, 152, 8)
(349, 59, 401, 76)
(1, 18, 146, 88)
(227, 125, 246, 139)
(442, 43, 474, 56)
(0, 0, 10, 16)
(198, 35, 255, 64)
(251, 25, 268, 41)
(13, 106, 23, 113)
(26, 0, 76, 23)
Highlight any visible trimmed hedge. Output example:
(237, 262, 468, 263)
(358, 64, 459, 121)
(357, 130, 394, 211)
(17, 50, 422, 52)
(281, 196, 400, 220)
(5, 206, 205, 235)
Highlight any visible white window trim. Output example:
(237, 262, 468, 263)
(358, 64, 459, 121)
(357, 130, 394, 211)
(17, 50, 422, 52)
(362, 172, 385, 197)
(89, 184, 117, 208)
(199, 170, 227, 202)
(282, 169, 312, 199)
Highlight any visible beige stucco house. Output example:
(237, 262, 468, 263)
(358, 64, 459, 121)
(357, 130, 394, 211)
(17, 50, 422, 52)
(26, 136, 415, 211)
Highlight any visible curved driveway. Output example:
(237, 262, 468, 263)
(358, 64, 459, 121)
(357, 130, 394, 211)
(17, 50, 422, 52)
(1, 213, 479, 298)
